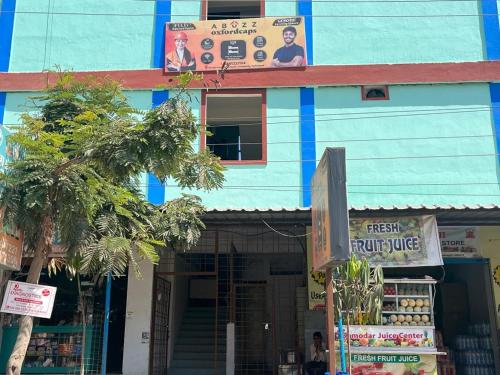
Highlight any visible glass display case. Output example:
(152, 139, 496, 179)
(0, 325, 93, 374)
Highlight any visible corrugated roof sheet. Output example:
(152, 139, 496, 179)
(202, 205, 500, 225)
(206, 204, 500, 212)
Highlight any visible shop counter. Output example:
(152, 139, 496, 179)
(335, 325, 439, 375)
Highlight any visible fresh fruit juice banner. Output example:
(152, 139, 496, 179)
(334, 325, 435, 349)
(338, 353, 438, 375)
(349, 216, 443, 267)
(165, 17, 307, 72)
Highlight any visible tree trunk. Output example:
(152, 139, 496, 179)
(6, 215, 53, 375)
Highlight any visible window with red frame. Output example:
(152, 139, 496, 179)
(362, 85, 389, 101)
(206, 0, 263, 20)
(203, 92, 266, 163)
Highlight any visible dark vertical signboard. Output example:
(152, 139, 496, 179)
(311, 148, 350, 270)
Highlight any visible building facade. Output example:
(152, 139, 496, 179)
(1, 0, 500, 374)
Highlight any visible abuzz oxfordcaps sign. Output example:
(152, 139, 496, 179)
(349, 216, 443, 267)
(1, 281, 57, 319)
(165, 17, 307, 72)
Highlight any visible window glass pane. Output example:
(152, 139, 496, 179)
(207, 0, 261, 20)
(206, 95, 262, 161)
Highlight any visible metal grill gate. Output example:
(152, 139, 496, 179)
(150, 275, 171, 375)
(157, 222, 307, 375)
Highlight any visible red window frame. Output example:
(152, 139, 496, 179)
(201, 0, 265, 20)
(361, 85, 390, 101)
(200, 89, 267, 165)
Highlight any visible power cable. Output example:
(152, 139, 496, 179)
(262, 219, 310, 237)
(141, 0, 499, 3)
(2, 105, 498, 124)
(150, 182, 500, 188)
(2, 108, 497, 129)
(0, 10, 499, 17)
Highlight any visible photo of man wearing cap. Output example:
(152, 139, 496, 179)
(166, 32, 197, 72)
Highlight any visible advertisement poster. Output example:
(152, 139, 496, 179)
(334, 325, 435, 349)
(1, 281, 57, 319)
(349, 216, 443, 267)
(341, 353, 438, 375)
(306, 227, 326, 310)
(311, 148, 350, 270)
(438, 226, 479, 257)
(165, 17, 306, 72)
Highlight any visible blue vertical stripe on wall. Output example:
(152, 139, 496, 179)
(152, 0, 172, 68)
(490, 84, 500, 167)
(0, 92, 6, 124)
(297, 0, 313, 65)
(300, 88, 316, 207)
(0, 0, 16, 71)
(147, 90, 169, 205)
(481, 0, 500, 60)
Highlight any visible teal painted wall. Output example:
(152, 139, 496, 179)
(171, 0, 200, 21)
(312, 0, 485, 64)
(9, 0, 155, 72)
(165, 88, 303, 208)
(5, 0, 488, 72)
(164, 84, 499, 209)
(315, 83, 499, 208)
(4, 85, 499, 209)
(265, 0, 296, 17)
(3, 90, 152, 124)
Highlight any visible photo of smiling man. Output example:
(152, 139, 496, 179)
(271, 26, 305, 67)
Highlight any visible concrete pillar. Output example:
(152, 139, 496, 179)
(226, 322, 235, 375)
(122, 262, 155, 375)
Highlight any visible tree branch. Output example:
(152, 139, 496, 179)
(53, 156, 82, 176)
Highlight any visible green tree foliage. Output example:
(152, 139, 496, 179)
(0, 73, 224, 375)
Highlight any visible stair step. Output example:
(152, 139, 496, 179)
(174, 351, 225, 360)
(168, 369, 225, 375)
(174, 344, 226, 353)
(176, 337, 226, 345)
(177, 332, 225, 340)
(171, 359, 226, 368)
(181, 324, 226, 334)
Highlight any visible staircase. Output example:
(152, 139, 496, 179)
(169, 306, 226, 375)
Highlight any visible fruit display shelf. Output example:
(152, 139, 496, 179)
(382, 278, 436, 327)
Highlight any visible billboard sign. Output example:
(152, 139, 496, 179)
(311, 148, 350, 270)
(349, 216, 443, 267)
(438, 226, 480, 257)
(335, 325, 435, 350)
(165, 17, 307, 72)
(1, 281, 57, 319)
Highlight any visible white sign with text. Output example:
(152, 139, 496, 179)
(1, 280, 57, 319)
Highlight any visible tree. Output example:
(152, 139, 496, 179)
(331, 255, 384, 374)
(0, 72, 224, 375)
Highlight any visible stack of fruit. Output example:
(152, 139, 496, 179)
(383, 298, 432, 326)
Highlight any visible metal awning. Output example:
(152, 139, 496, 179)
(202, 205, 500, 225)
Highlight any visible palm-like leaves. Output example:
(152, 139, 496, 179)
(0, 72, 225, 280)
(331, 255, 384, 325)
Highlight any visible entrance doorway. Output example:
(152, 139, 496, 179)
(234, 283, 272, 375)
(157, 224, 307, 375)
(150, 275, 171, 375)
